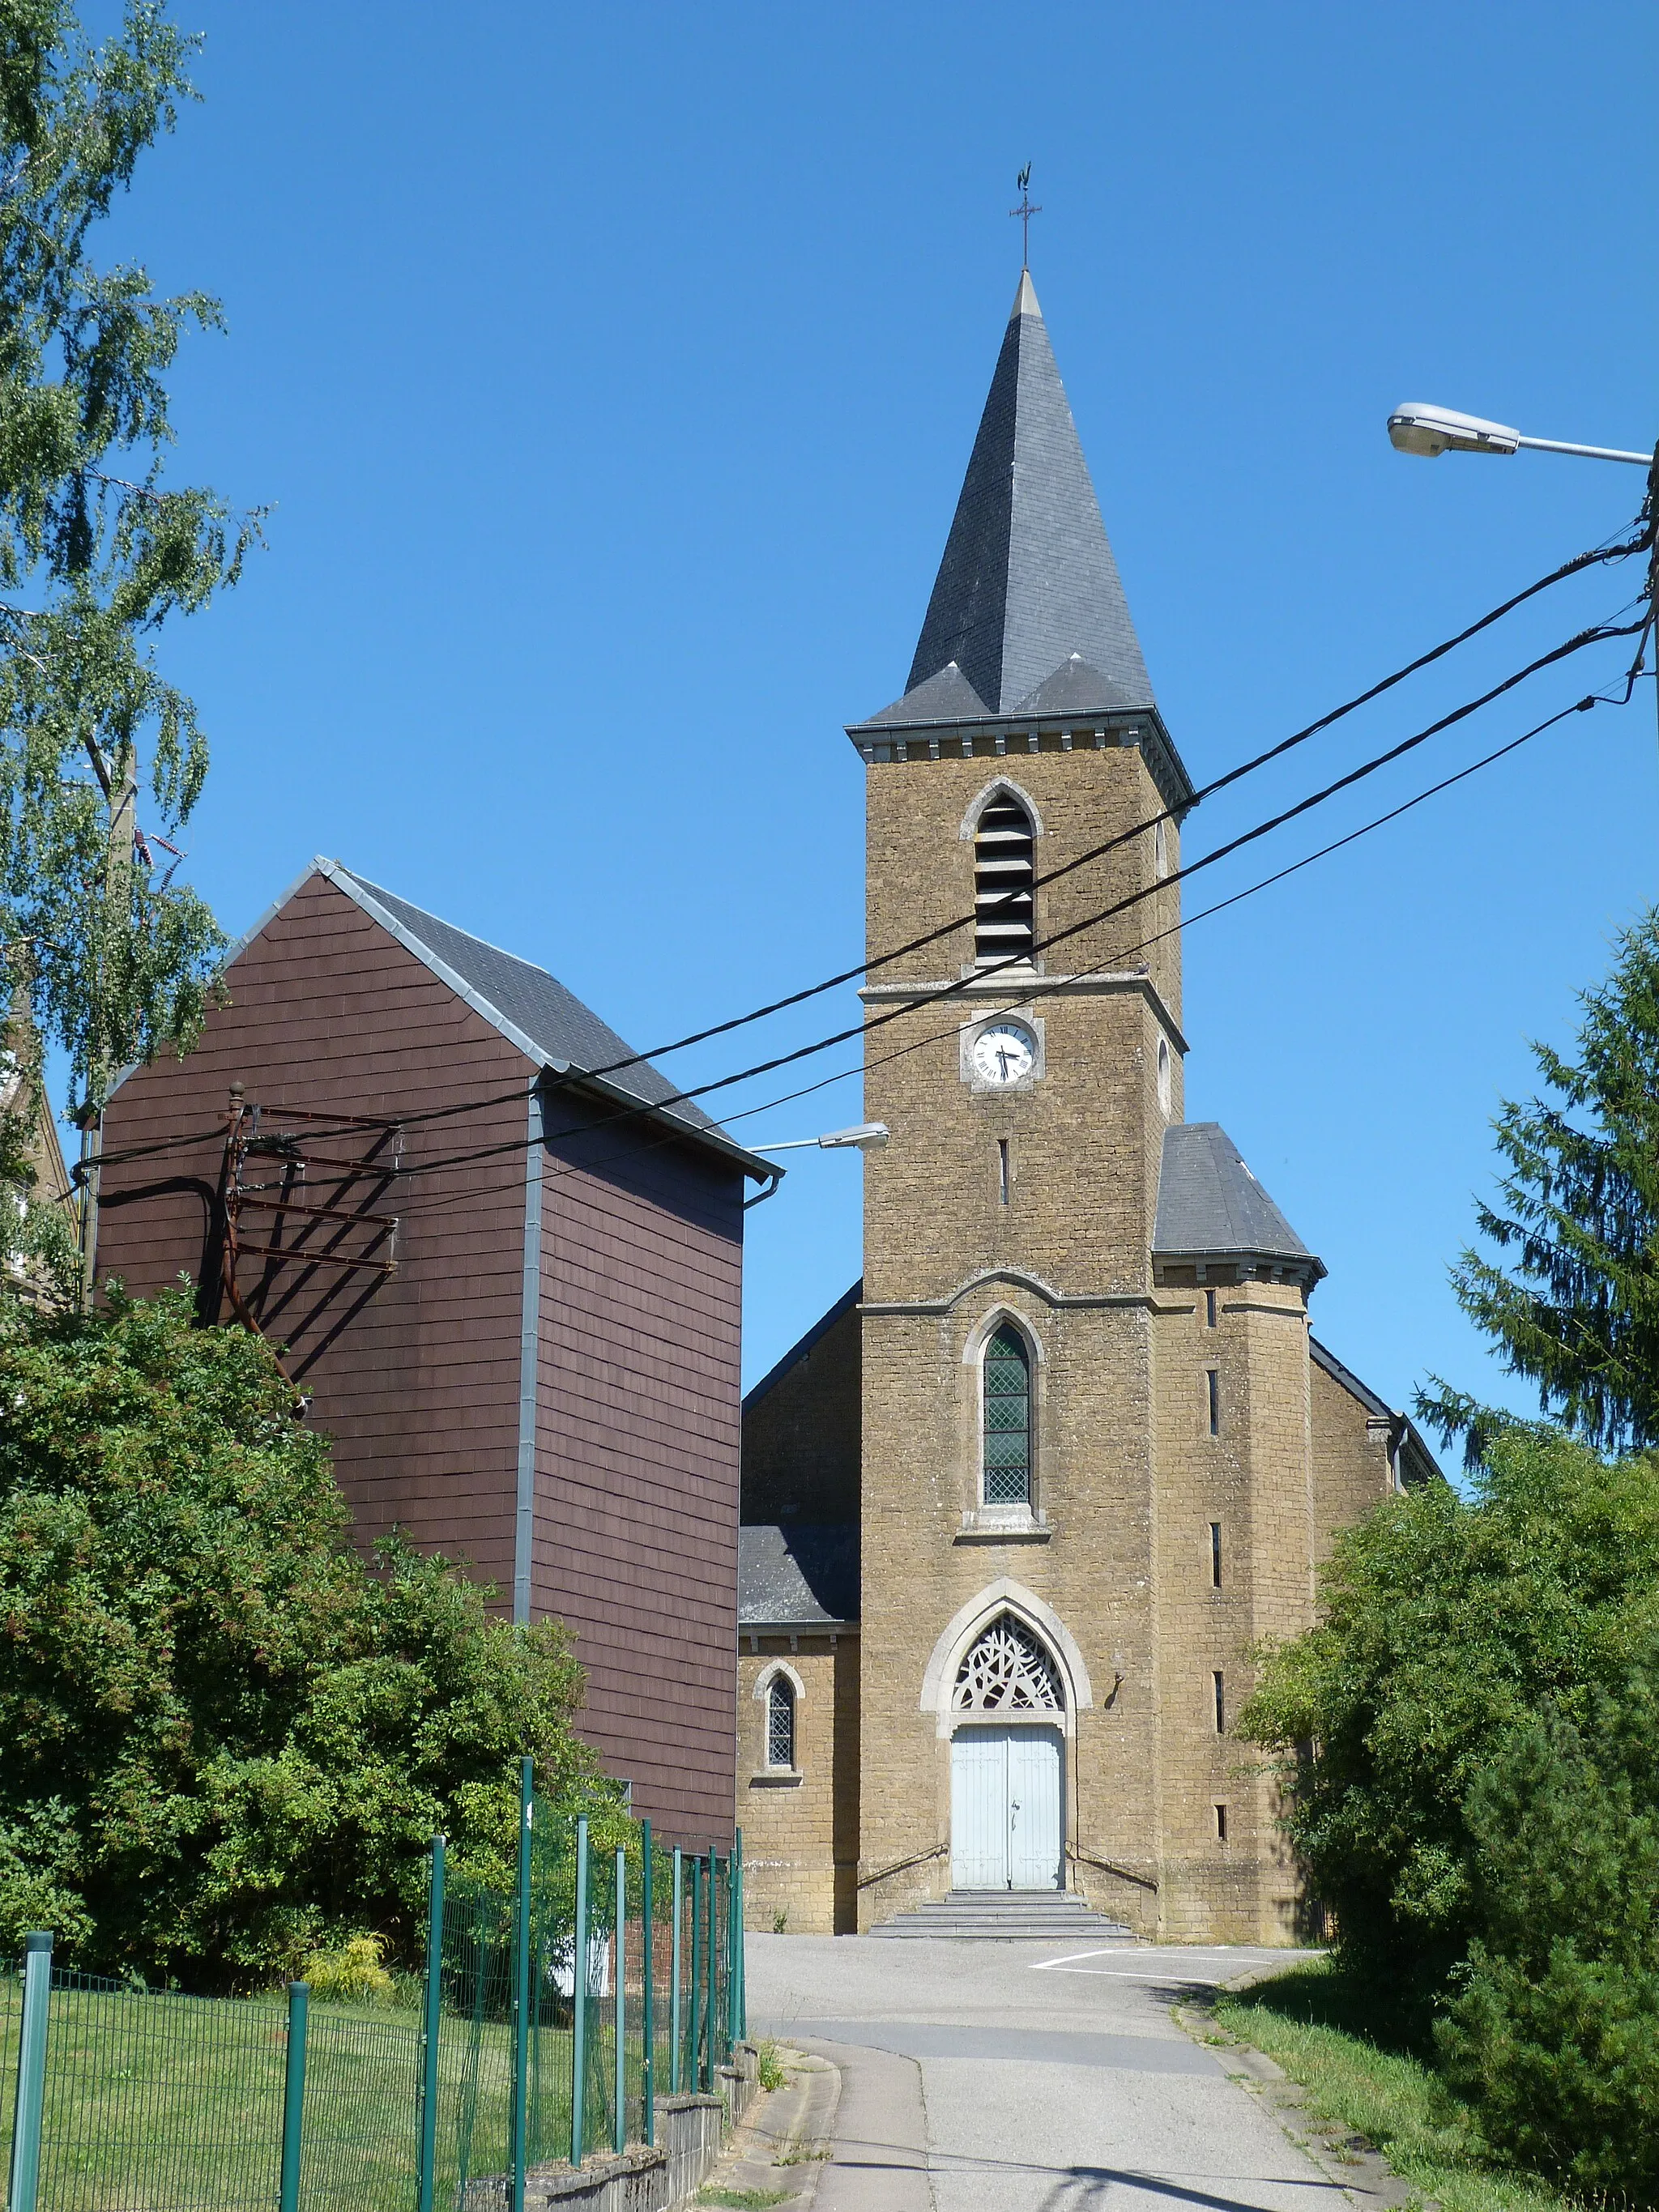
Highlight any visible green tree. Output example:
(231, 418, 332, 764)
(1436, 1688, 1659, 2197)
(1421, 908, 1659, 1455)
(0, 0, 257, 1294)
(0, 1285, 617, 1988)
(1237, 1424, 1659, 2025)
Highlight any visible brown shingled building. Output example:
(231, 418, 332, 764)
(96, 859, 774, 1848)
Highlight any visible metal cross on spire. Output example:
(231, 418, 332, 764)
(1009, 164, 1041, 267)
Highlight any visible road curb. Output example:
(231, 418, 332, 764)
(695, 2045, 838, 2208)
(1171, 1988, 1438, 2212)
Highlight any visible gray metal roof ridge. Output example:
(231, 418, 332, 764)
(323, 863, 778, 1183)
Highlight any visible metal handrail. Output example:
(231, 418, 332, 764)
(856, 1841, 948, 1890)
(1068, 1843, 1158, 1893)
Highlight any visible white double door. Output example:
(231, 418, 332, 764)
(949, 1724, 1063, 1890)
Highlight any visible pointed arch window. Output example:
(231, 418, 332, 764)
(983, 1323, 1032, 1505)
(975, 791, 1035, 965)
(766, 1673, 795, 1769)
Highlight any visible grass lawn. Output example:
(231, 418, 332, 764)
(1212, 1962, 1576, 2212)
(0, 1979, 663, 2211)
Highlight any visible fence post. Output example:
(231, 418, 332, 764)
(511, 1758, 532, 2212)
(689, 1852, 703, 2095)
(704, 1852, 716, 2087)
(7, 1930, 52, 2212)
(613, 1848, 626, 2154)
(570, 1815, 590, 2168)
(641, 1821, 655, 2146)
(669, 1848, 683, 2095)
(739, 1827, 748, 2043)
(416, 1835, 446, 2212)
(279, 1980, 309, 2212)
(730, 1830, 744, 2049)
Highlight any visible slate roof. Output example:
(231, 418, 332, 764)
(331, 865, 719, 1133)
(872, 268, 1154, 726)
(181, 858, 774, 1180)
(738, 1523, 859, 1629)
(1154, 1122, 1325, 1281)
(864, 660, 990, 728)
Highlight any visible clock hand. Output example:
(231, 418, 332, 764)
(997, 1049, 1010, 1079)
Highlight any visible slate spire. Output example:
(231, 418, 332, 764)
(885, 269, 1154, 722)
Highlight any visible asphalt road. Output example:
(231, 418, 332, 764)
(748, 1933, 1346, 2212)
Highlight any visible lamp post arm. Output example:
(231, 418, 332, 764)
(1512, 435, 1653, 466)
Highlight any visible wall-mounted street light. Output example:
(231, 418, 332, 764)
(749, 1123, 890, 1153)
(1387, 401, 1651, 467)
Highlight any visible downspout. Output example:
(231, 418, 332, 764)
(514, 1075, 546, 1624)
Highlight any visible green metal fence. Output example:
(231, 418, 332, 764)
(2, 1777, 745, 2212)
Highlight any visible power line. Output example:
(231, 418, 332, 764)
(87, 605, 1648, 1195)
(552, 528, 1650, 1091)
(275, 609, 1648, 1190)
(382, 654, 1645, 1221)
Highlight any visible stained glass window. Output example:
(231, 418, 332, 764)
(766, 1673, 795, 1769)
(983, 1323, 1031, 1505)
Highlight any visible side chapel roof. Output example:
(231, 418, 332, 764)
(738, 1523, 860, 1630)
(1154, 1121, 1326, 1287)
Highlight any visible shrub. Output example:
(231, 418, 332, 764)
(0, 1285, 621, 1987)
(1238, 1426, 1659, 2026)
(1436, 1694, 1659, 2199)
(301, 1933, 397, 2005)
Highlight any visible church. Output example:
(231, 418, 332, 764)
(736, 269, 1438, 1943)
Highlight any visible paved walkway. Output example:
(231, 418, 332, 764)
(748, 1933, 1346, 2212)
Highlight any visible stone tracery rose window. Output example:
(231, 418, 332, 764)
(952, 1614, 1064, 1714)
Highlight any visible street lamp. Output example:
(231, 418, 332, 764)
(1388, 401, 1658, 745)
(1387, 402, 1652, 467)
(749, 1122, 890, 1153)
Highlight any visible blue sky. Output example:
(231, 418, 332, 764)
(83, 0, 1658, 1412)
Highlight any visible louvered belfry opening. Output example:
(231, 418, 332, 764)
(974, 792, 1036, 965)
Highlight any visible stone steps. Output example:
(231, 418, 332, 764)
(868, 1890, 1136, 1941)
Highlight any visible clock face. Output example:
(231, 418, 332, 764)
(971, 1021, 1037, 1088)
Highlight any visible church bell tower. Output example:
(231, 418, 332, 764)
(846, 269, 1326, 1940)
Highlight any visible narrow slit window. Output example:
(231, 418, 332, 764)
(1154, 818, 1169, 877)
(1157, 1036, 1171, 1116)
(1213, 1670, 1226, 1733)
(1205, 1289, 1218, 1328)
(1209, 1522, 1222, 1588)
(974, 792, 1035, 965)
(766, 1674, 795, 1770)
(1215, 1803, 1228, 1843)
(983, 1324, 1032, 1505)
(1206, 1369, 1220, 1436)
(997, 1138, 1010, 1206)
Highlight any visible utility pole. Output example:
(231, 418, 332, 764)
(78, 739, 136, 1312)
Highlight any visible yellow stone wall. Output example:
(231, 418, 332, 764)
(736, 1634, 860, 1934)
(736, 735, 1410, 1944)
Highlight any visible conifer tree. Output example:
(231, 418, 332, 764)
(0, 0, 255, 1296)
(1421, 908, 1659, 1453)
